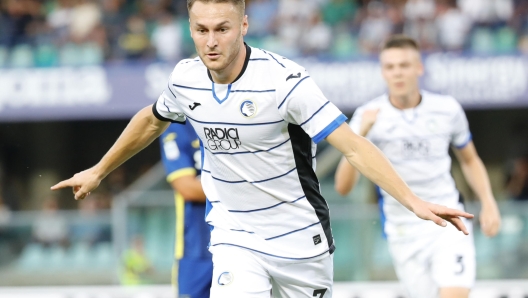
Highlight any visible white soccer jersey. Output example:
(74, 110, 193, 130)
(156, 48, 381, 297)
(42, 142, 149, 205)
(154, 44, 346, 260)
(350, 91, 472, 240)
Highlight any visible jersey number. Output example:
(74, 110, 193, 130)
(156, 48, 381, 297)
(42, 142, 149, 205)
(313, 289, 327, 297)
(455, 255, 464, 275)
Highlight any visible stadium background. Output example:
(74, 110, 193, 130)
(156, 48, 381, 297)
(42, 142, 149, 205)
(0, 0, 528, 296)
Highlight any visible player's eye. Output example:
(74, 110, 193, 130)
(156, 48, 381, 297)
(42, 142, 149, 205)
(197, 28, 206, 34)
(219, 28, 227, 33)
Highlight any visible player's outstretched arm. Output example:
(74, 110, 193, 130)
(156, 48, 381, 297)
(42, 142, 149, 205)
(453, 141, 501, 237)
(51, 105, 170, 200)
(335, 109, 379, 195)
(326, 123, 474, 234)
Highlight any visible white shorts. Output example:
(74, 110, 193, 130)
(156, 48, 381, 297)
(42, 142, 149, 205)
(388, 219, 476, 298)
(209, 245, 333, 298)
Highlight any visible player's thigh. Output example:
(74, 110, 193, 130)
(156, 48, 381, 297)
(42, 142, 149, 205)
(209, 246, 272, 298)
(178, 258, 213, 298)
(270, 254, 333, 298)
(431, 226, 476, 291)
(388, 241, 438, 298)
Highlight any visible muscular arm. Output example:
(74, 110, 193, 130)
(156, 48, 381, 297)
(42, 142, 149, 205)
(51, 105, 170, 199)
(327, 123, 474, 233)
(169, 174, 206, 203)
(453, 142, 501, 236)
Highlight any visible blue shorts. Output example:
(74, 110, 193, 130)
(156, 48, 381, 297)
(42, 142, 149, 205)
(178, 258, 213, 298)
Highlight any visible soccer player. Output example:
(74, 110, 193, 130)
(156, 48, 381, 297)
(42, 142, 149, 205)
(51, 2, 474, 297)
(334, 35, 501, 298)
(159, 122, 212, 298)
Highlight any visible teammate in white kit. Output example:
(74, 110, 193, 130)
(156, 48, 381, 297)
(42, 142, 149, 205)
(52, 3, 474, 297)
(335, 35, 501, 298)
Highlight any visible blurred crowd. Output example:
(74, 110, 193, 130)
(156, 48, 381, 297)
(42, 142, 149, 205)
(1, 0, 528, 67)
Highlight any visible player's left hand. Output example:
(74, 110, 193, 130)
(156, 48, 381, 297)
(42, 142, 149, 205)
(480, 201, 501, 237)
(412, 201, 475, 235)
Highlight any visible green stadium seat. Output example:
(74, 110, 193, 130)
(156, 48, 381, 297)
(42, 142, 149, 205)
(69, 242, 92, 269)
(92, 242, 115, 268)
(79, 43, 104, 65)
(9, 44, 35, 68)
(494, 27, 517, 53)
(331, 33, 359, 59)
(470, 28, 495, 54)
(17, 243, 46, 270)
(35, 44, 59, 67)
(59, 43, 82, 66)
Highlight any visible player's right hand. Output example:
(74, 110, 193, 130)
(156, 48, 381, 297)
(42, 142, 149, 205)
(412, 200, 474, 235)
(359, 109, 379, 136)
(50, 168, 102, 200)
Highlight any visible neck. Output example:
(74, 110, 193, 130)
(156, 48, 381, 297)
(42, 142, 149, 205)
(210, 42, 247, 84)
(389, 89, 421, 109)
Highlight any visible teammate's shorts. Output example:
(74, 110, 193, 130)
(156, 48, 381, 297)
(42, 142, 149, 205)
(388, 218, 475, 298)
(178, 258, 213, 298)
(209, 245, 333, 298)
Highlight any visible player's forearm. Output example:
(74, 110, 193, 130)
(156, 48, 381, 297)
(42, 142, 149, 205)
(460, 157, 495, 206)
(94, 106, 169, 179)
(327, 125, 419, 211)
(334, 157, 360, 195)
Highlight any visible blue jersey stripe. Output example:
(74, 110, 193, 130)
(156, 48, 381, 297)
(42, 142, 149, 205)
(268, 53, 286, 68)
(455, 133, 473, 149)
(299, 101, 331, 126)
(173, 84, 275, 93)
(229, 195, 306, 213)
(312, 114, 347, 144)
(201, 167, 296, 184)
(277, 76, 311, 109)
(207, 138, 291, 155)
(210, 243, 330, 260)
(230, 229, 254, 234)
(187, 115, 284, 126)
(265, 222, 320, 241)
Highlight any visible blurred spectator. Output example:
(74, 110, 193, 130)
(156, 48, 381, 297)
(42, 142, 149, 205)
(118, 14, 150, 60)
(47, 0, 75, 44)
(358, 1, 393, 54)
(106, 166, 127, 195)
(506, 156, 528, 201)
(71, 194, 111, 247)
(300, 12, 332, 56)
(403, 0, 437, 50)
(274, 0, 319, 55)
(151, 11, 183, 62)
(69, 0, 104, 45)
(435, 0, 472, 51)
(120, 235, 153, 285)
(458, 0, 514, 26)
(101, 0, 127, 60)
(32, 196, 69, 248)
(246, 0, 277, 38)
(321, 0, 357, 28)
(0, 0, 40, 48)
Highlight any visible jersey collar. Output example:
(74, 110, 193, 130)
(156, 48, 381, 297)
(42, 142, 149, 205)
(207, 43, 252, 84)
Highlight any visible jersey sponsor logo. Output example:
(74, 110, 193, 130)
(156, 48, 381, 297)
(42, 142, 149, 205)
(240, 100, 257, 118)
(286, 72, 301, 81)
(203, 127, 241, 150)
(313, 234, 322, 245)
(189, 102, 201, 110)
(402, 140, 430, 158)
(217, 271, 234, 286)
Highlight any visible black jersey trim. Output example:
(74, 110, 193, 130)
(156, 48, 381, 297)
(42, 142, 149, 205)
(300, 101, 331, 126)
(152, 104, 186, 124)
(288, 123, 334, 251)
(207, 43, 251, 84)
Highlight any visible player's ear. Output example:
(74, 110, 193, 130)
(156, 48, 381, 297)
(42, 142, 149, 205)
(242, 15, 248, 36)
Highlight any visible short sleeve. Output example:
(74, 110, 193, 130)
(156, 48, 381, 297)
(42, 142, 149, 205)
(277, 72, 346, 143)
(450, 101, 472, 149)
(159, 126, 196, 182)
(153, 72, 187, 123)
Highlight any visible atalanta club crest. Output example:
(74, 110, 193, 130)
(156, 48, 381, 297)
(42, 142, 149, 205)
(240, 100, 257, 118)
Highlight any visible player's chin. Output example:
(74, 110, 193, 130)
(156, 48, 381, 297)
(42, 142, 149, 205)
(203, 60, 225, 72)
